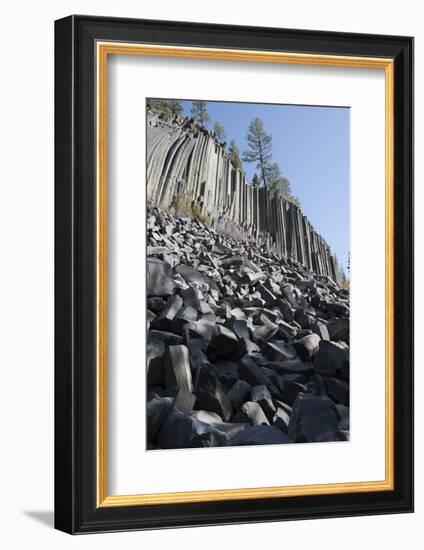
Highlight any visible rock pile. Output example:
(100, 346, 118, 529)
(146, 205, 350, 449)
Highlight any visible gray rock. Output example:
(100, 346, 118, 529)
(195, 368, 233, 421)
(174, 388, 197, 413)
(147, 397, 174, 443)
(233, 401, 269, 426)
(327, 317, 349, 342)
(288, 393, 340, 442)
(171, 305, 198, 333)
(147, 258, 175, 297)
(225, 425, 292, 446)
(239, 355, 268, 387)
(265, 340, 298, 361)
(314, 321, 330, 341)
(151, 294, 183, 331)
(228, 380, 251, 410)
(146, 341, 165, 388)
(210, 325, 242, 357)
(324, 377, 349, 405)
(156, 409, 209, 449)
(336, 404, 350, 431)
(272, 406, 291, 433)
(163, 345, 193, 393)
(313, 340, 349, 376)
(282, 381, 309, 406)
(250, 385, 276, 420)
(293, 333, 321, 360)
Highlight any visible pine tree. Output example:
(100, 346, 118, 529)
(251, 173, 260, 188)
(242, 118, 272, 187)
(267, 163, 292, 198)
(228, 140, 243, 170)
(213, 121, 226, 141)
(148, 98, 183, 121)
(191, 100, 210, 127)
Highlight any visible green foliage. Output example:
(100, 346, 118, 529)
(242, 118, 272, 186)
(148, 98, 183, 121)
(266, 163, 301, 207)
(332, 254, 350, 289)
(191, 202, 211, 225)
(213, 121, 226, 141)
(251, 173, 260, 188)
(228, 140, 243, 171)
(288, 195, 300, 207)
(171, 194, 210, 225)
(267, 163, 291, 197)
(191, 100, 210, 127)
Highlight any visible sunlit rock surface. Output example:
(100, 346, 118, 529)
(147, 111, 338, 280)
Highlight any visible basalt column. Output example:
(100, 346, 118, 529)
(147, 111, 338, 281)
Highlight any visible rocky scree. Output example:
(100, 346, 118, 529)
(146, 205, 350, 449)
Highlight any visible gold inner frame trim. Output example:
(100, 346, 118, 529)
(96, 41, 395, 508)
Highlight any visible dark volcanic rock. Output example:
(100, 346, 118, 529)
(225, 425, 292, 446)
(163, 344, 193, 393)
(145, 199, 349, 449)
(233, 401, 269, 426)
(313, 340, 349, 376)
(157, 409, 207, 449)
(210, 325, 243, 358)
(151, 294, 183, 331)
(288, 393, 340, 442)
(327, 317, 349, 343)
(272, 407, 291, 433)
(250, 385, 276, 420)
(324, 377, 349, 405)
(282, 381, 309, 406)
(171, 305, 198, 333)
(239, 355, 268, 387)
(174, 388, 197, 413)
(195, 368, 233, 421)
(265, 340, 297, 361)
(146, 341, 165, 388)
(228, 380, 251, 410)
(293, 333, 321, 360)
(147, 397, 174, 443)
(147, 258, 175, 297)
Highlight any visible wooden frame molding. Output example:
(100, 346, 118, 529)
(96, 41, 395, 508)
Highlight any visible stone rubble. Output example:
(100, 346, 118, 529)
(146, 205, 350, 449)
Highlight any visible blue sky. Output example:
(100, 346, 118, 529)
(180, 100, 349, 272)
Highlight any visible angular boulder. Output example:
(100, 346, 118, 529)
(147, 258, 175, 297)
(163, 344, 193, 393)
(288, 393, 340, 442)
(313, 340, 349, 376)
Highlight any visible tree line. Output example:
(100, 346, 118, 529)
(147, 98, 299, 206)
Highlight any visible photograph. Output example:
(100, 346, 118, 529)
(146, 98, 350, 450)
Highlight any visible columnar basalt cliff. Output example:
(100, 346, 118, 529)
(147, 111, 338, 281)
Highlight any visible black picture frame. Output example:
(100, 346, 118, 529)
(55, 14, 414, 534)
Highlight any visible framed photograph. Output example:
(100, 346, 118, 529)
(54, 15, 413, 534)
